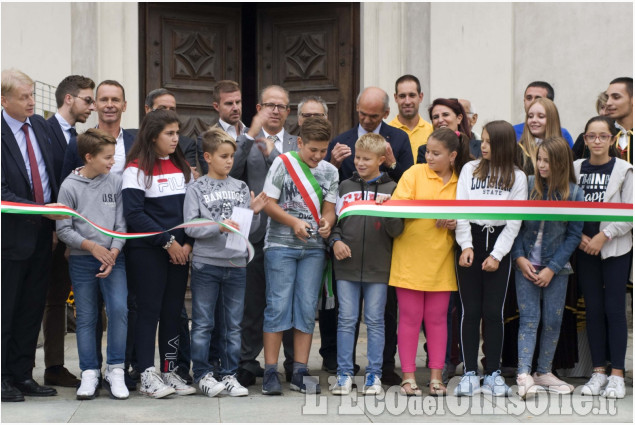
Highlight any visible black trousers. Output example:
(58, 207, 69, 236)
(43, 241, 72, 368)
(1, 226, 52, 381)
(456, 224, 511, 375)
(239, 240, 294, 374)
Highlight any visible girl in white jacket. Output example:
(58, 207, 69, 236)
(575, 116, 633, 399)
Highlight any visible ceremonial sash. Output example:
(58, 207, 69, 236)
(279, 152, 334, 309)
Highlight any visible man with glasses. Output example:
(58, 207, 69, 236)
(388, 74, 434, 162)
(42, 75, 96, 389)
(61, 80, 135, 179)
(297, 95, 328, 127)
(231, 85, 297, 388)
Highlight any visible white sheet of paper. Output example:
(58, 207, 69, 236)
(225, 207, 253, 252)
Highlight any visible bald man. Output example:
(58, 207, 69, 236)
(326, 87, 413, 182)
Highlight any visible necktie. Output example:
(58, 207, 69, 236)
(69, 127, 77, 138)
(22, 123, 45, 204)
(267, 135, 279, 144)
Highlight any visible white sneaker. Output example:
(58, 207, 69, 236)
(581, 372, 608, 396)
(139, 367, 175, 399)
(600, 375, 625, 399)
(104, 367, 129, 400)
(532, 372, 574, 394)
(221, 375, 248, 397)
(362, 373, 383, 395)
(162, 370, 196, 395)
(77, 369, 100, 400)
(199, 372, 225, 398)
(330, 374, 353, 395)
(516, 373, 538, 399)
(454, 371, 480, 396)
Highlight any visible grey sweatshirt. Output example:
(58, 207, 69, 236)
(183, 175, 260, 267)
(56, 169, 126, 255)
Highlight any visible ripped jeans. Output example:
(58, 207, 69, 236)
(515, 268, 568, 375)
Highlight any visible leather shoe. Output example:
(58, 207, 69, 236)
(14, 379, 57, 397)
(2, 380, 24, 402)
(321, 357, 337, 374)
(235, 368, 256, 387)
(124, 369, 138, 390)
(44, 366, 80, 388)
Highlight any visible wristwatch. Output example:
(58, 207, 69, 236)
(329, 238, 341, 249)
(389, 161, 397, 170)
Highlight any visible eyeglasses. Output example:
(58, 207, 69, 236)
(72, 95, 96, 105)
(262, 103, 288, 112)
(583, 133, 613, 143)
(151, 105, 177, 112)
(300, 113, 325, 118)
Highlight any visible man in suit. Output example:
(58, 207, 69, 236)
(43, 75, 96, 388)
(60, 80, 135, 179)
(231, 85, 297, 387)
(326, 86, 413, 386)
(326, 86, 414, 183)
(1, 68, 65, 402)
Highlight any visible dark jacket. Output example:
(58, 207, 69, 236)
(46, 114, 69, 185)
(2, 113, 58, 260)
(417, 136, 482, 164)
(326, 122, 413, 183)
(511, 177, 584, 275)
(329, 172, 404, 283)
(61, 127, 136, 182)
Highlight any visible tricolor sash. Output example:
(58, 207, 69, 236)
(279, 152, 335, 309)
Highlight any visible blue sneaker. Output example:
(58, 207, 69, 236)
(262, 368, 282, 396)
(290, 369, 321, 394)
(330, 374, 353, 395)
(362, 373, 382, 395)
(481, 370, 511, 397)
(453, 371, 480, 396)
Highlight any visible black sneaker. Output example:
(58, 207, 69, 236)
(236, 368, 256, 388)
(262, 369, 282, 396)
(124, 369, 138, 390)
(173, 366, 193, 385)
(290, 369, 321, 394)
(381, 369, 402, 386)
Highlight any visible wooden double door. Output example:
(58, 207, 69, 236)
(140, 3, 360, 138)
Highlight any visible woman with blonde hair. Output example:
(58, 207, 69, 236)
(518, 98, 563, 175)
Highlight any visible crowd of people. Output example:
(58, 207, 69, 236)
(1, 67, 632, 404)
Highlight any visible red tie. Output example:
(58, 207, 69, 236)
(21, 123, 45, 204)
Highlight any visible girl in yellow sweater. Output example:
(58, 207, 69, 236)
(389, 127, 470, 396)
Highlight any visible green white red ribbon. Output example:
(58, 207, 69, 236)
(338, 199, 633, 222)
(1, 201, 254, 262)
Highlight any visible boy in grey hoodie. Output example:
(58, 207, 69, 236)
(183, 128, 268, 398)
(56, 129, 128, 400)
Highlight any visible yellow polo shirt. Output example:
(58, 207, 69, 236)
(388, 115, 434, 162)
(389, 164, 458, 292)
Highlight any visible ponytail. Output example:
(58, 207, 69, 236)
(428, 127, 470, 175)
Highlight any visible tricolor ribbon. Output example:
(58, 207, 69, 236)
(338, 199, 633, 222)
(1, 201, 255, 263)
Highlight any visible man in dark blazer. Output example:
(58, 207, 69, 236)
(325, 86, 413, 386)
(60, 79, 135, 180)
(1, 69, 63, 402)
(230, 85, 297, 388)
(43, 75, 96, 388)
(326, 86, 414, 183)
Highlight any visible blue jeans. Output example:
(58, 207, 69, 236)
(515, 268, 568, 374)
(190, 262, 246, 382)
(69, 255, 128, 371)
(336, 280, 387, 376)
(263, 247, 326, 334)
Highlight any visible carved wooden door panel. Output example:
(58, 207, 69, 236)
(143, 4, 241, 138)
(257, 4, 358, 135)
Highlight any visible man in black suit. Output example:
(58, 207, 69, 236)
(326, 86, 413, 183)
(1, 68, 66, 402)
(60, 80, 135, 179)
(326, 86, 413, 386)
(43, 75, 96, 388)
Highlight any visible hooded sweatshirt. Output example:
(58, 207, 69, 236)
(183, 175, 260, 267)
(56, 168, 126, 255)
(329, 172, 404, 283)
